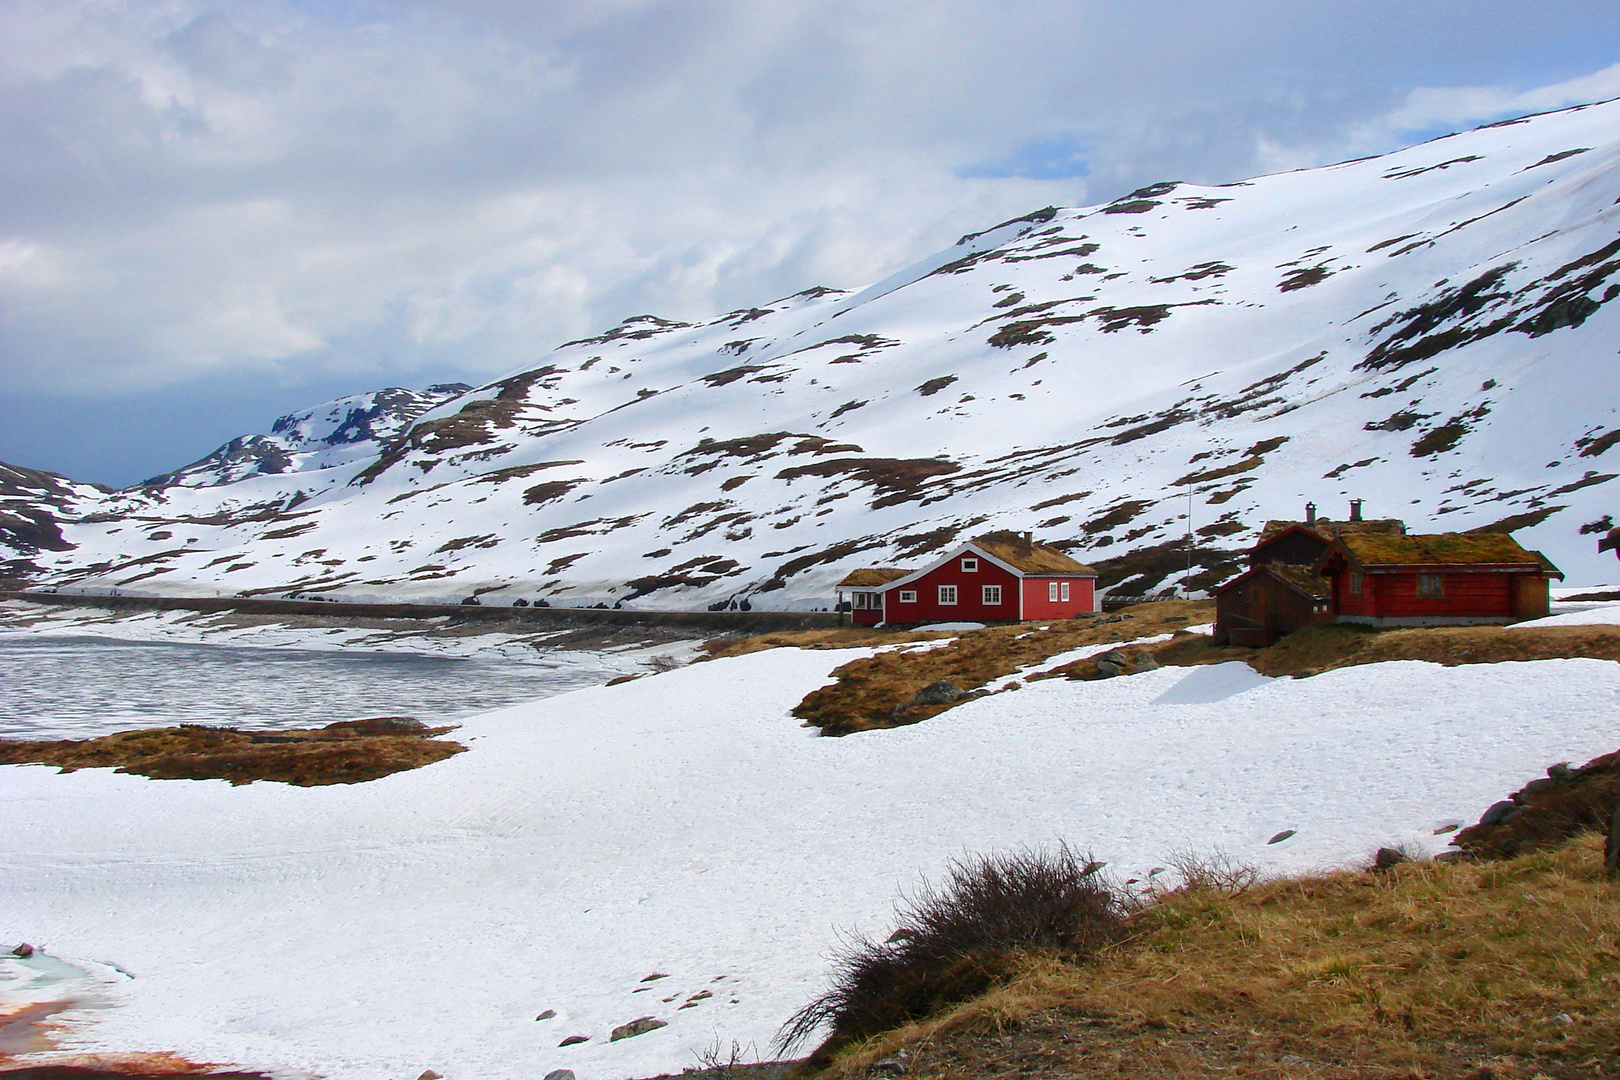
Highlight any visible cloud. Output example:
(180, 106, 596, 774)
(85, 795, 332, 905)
(1, 0, 1619, 477)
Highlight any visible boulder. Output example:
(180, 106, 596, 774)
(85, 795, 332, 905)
(326, 716, 428, 736)
(559, 1035, 590, 1047)
(1093, 659, 1123, 678)
(1372, 847, 1408, 871)
(912, 680, 965, 706)
(543, 1071, 576, 1080)
(1134, 653, 1162, 672)
(535, 1009, 556, 1021)
(1478, 800, 1519, 827)
(610, 1016, 667, 1041)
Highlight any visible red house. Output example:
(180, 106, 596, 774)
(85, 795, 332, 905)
(1317, 532, 1563, 626)
(837, 532, 1098, 626)
(1212, 507, 1406, 645)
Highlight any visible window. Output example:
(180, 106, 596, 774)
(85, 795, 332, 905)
(1417, 573, 1444, 598)
(938, 584, 958, 605)
(853, 592, 872, 609)
(1060, 581, 1070, 603)
(1349, 572, 1363, 597)
(1048, 581, 1059, 602)
(898, 589, 917, 603)
(982, 585, 1002, 605)
(961, 557, 979, 572)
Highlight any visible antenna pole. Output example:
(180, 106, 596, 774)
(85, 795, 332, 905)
(1185, 482, 1193, 595)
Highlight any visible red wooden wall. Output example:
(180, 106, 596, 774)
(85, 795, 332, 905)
(1020, 576, 1095, 620)
(886, 557, 1022, 623)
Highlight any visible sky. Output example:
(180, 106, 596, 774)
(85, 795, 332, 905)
(3, 1, 1620, 487)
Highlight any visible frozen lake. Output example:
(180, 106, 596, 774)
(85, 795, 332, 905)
(0, 635, 628, 740)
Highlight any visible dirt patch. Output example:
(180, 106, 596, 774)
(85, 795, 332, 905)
(0, 719, 465, 786)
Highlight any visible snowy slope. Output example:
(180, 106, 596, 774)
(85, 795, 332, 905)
(5, 648, 1620, 1079)
(13, 99, 1620, 603)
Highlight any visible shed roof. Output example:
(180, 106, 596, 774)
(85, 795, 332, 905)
(972, 531, 1097, 575)
(837, 567, 913, 588)
(1213, 562, 1329, 599)
(1333, 532, 1546, 568)
(1266, 563, 1332, 598)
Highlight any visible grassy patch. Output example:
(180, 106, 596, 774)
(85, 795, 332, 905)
(0, 719, 465, 786)
(764, 613, 1620, 737)
(1148, 621, 1620, 678)
(809, 834, 1620, 1080)
(789, 601, 1213, 735)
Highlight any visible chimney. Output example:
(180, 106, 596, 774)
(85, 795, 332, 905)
(1349, 499, 1363, 522)
(1022, 530, 1033, 552)
(1305, 501, 1317, 525)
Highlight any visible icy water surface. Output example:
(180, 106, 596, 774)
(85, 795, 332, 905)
(0, 635, 619, 739)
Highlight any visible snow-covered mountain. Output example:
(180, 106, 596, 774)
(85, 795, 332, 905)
(9, 100, 1620, 604)
(141, 384, 472, 488)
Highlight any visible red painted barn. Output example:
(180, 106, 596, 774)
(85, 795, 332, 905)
(837, 531, 1097, 626)
(1318, 532, 1564, 626)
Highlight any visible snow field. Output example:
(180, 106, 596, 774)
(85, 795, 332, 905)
(4, 648, 1620, 1080)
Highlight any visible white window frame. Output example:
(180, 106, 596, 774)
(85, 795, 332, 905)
(1060, 581, 1070, 603)
(938, 584, 958, 606)
(1417, 573, 1444, 598)
(961, 557, 979, 572)
(982, 584, 1002, 605)
(1048, 581, 1059, 602)
(898, 589, 917, 603)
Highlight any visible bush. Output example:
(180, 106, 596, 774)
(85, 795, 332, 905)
(776, 844, 1125, 1058)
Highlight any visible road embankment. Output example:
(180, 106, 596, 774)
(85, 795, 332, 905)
(0, 590, 843, 633)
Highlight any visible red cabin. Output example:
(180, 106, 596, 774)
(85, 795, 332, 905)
(837, 532, 1097, 626)
(1317, 532, 1563, 626)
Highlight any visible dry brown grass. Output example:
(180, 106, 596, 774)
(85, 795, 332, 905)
(1147, 622, 1620, 679)
(718, 604, 1620, 737)
(0, 719, 464, 786)
(811, 834, 1620, 1080)
(700, 626, 961, 660)
(783, 601, 1213, 735)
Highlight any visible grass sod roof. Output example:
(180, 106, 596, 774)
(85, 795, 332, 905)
(1332, 530, 1551, 569)
(1258, 518, 1406, 542)
(837, 567, 915, 588)
(972, 531, 1097, 575)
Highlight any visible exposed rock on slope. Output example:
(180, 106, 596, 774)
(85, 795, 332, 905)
(9, 100, 1620, 605)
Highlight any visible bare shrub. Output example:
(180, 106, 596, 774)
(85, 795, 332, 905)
(1161, 849, 1260, 895)
(776, 843, 1125, 1058)
(692, 1036, 755, 1075)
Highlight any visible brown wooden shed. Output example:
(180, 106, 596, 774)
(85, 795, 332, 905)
(1212, 563, 1332, 646)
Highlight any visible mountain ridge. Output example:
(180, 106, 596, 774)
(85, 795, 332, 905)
(5, 98, 1620, 604)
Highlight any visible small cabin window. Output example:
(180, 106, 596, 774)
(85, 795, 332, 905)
(1417, 573, 1444, 598)
(853, 592, 871, 609)
(1349, 572, 1363, 597)
(982, 585, 1002, 605)
(1048, 581, 1059, 602)
(961, 557, 979, 572)
(898, 589, 917, 603)
(938, 584, 958, 605)
(1060, 581, 1071, 602)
